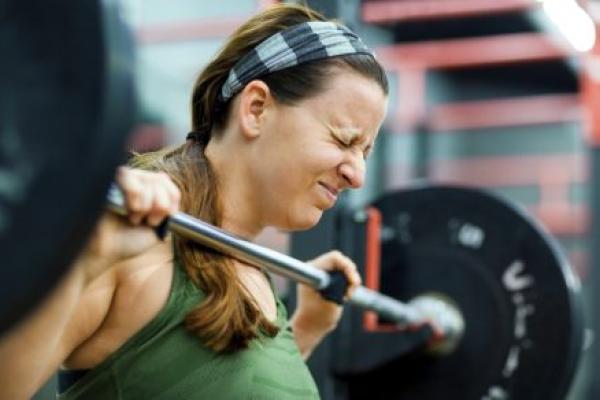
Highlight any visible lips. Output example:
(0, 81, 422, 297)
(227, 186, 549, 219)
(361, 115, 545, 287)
(318, 182, 339, 205)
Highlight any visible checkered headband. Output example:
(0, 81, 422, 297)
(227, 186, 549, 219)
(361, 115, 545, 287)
(219, 21, 374, 102)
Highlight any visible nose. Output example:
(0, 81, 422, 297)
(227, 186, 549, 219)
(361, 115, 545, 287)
(338, 155, 365, 189)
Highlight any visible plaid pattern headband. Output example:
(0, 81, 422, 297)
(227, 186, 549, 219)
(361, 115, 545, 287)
(219, 21, 374, 102)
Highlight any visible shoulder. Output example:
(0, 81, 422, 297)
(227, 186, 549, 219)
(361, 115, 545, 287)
(62, 243, 175, 369)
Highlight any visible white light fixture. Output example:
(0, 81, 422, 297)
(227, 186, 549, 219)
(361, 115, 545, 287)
(538, 0, 596, 52)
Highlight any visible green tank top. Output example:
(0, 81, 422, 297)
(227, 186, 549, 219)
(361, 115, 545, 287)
(58, 261, 320, 400)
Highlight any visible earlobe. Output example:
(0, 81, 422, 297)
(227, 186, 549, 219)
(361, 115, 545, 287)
(238, 80, 271, 139)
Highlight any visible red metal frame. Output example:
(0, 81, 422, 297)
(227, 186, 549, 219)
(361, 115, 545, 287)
(375, 33, 574, 70)
(363, 207, 406, 332)
(426, 95, 583, 132)
(391, 68, 427, 130)
(363, 207, 383, 331)
(426, 154, 586, 187)
(389, 94, 583, 132)
(533, 204, 588, 236)
(362, 0, 538, 24)
(384, 156, 586, 188)
(378, 33, 577, 132)
(384, 154, 587, 236)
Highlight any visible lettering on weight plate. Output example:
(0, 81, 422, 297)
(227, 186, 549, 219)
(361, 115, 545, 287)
(502, 345, 520, 378)
(512, 295, 535, 340)
(501, 260, 535, 379)
(482, 260, 536, 398)
(502, 261, 534, 291)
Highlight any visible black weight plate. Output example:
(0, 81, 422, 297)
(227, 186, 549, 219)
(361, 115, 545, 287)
(0, 0, 135, 333)
(343, 185, 584, 400)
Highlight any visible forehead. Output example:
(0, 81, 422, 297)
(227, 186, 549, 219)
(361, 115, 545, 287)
(298, 71, 387, 137)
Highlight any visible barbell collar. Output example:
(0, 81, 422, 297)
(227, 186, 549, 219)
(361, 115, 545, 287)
(349, 286, 423, 324)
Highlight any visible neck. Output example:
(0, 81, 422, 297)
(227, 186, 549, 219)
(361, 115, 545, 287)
(204, 134, 264, 240)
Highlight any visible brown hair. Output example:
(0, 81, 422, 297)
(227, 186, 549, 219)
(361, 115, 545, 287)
(131, 4, 388, 353)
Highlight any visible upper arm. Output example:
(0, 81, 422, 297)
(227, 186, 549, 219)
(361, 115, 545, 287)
(0, 266, 117, 400)
(61, 254, 174, 369)
(59, 268, 118, 368)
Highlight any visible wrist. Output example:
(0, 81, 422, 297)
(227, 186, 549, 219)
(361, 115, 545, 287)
(291, 310, 334, 340)
(291, 311, 330, 360)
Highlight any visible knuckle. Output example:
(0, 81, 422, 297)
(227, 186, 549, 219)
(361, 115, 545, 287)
(172, 187, 182, 201)
(126, 192, 142, 209)
(147, 214, 162, 226)
(129, 212, 143, 225)
(152, 195, 169, 212)
(331, 250, 344, 258)
(158, 171, 172, 181)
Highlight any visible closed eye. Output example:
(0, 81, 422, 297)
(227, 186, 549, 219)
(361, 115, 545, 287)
(333, 135, 351, 148)
(333, 135, 372, 160)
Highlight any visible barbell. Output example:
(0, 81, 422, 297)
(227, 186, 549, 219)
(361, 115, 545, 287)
(0, 1, 585, 399)
(108, 185, 465, 350)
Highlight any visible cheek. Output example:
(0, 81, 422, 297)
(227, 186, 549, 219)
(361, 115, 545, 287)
(295, 144, 344, 174)
(268, 145, 341, 187)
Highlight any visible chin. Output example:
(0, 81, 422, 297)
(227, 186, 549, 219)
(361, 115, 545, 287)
(284, 208, 324, 231)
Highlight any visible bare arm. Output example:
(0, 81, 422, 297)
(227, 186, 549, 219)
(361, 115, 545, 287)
(0, 264, 87, 399)
(290, 251, 362, 360)
(290, 307, 335, 361)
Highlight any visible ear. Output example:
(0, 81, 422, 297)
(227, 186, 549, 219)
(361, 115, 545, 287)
(237, 80, 272, 140)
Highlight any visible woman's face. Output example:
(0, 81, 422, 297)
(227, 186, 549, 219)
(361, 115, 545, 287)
(250, 70, 387, 231)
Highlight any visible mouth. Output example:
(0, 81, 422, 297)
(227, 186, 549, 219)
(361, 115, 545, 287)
(318, 182, 339, 205)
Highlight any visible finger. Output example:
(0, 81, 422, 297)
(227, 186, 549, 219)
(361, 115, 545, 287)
(120, 170, 177, 226)
(341, 263, 361, 299)
(157, 172, 181, 213)
(118, 169, 148, 210)
(147, 182, 172, 226)
(311, 250, 347, 271)
(311, 251, 360, 280)
(129, 211, 144, 226)
(116, 169, 152, 225)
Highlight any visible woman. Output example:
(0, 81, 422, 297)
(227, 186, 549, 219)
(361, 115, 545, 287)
(0, 4, 388, 399)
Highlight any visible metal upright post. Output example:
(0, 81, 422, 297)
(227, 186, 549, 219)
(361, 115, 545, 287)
(581, 9, 600, 398)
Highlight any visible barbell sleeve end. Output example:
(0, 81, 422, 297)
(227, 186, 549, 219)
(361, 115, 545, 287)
(349, 287, 465, 353)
